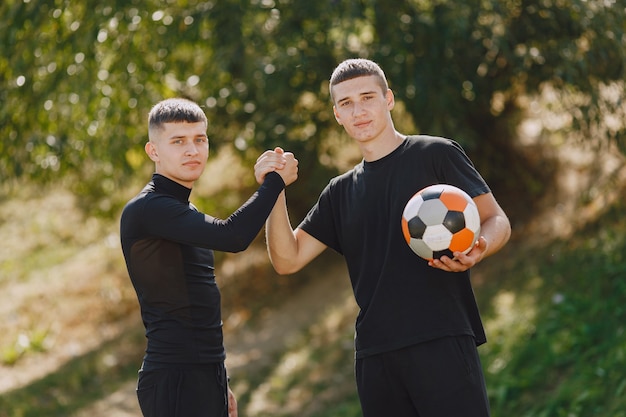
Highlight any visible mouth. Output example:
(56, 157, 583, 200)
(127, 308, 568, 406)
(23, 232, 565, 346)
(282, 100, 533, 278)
(183, 160, 202, 167)
(353, 120, 372, 128)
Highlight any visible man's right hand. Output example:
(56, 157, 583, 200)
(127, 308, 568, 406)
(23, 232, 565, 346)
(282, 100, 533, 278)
(255, 147, 298, 186)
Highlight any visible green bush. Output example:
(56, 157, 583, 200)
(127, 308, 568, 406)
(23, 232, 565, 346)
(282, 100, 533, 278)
(483, 203, 626, 417)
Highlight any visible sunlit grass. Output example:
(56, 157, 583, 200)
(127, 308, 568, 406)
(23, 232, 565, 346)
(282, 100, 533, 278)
(1, 329, 50, 366)
(236, 195, 626, 417)
(2, 151, 625, 416)
(240, 296, 358, 417)
(482, 201, 626, 417)
(0, 329, 144, 417)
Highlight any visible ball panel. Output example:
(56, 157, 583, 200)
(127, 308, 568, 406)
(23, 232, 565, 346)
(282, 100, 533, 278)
(407, 216, 427, 239)
(402, 193, 424, 220)
(432, 248, 454, 260)
(449, 228, 477, 253)
(419, 187, 444, 201)
(417, 199, 448, 225)
(439, 190, 469, 212)
(463, 202, 481, 232)
(401, 217, 411, 244)
(442, 210, 466, 233)
(422, 224, 452, 251)
(408, 238, 434, 260)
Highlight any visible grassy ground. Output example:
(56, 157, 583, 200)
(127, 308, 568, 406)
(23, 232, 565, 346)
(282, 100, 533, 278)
(1, 142, 625, 417)
(483, 219, 626, 416)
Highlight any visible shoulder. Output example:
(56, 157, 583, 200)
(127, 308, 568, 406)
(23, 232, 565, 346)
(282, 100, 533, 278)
(405, 135, 462, 151)
(324, 162, 363, 190)
(122, 186, 178, 220)
(403, 135, 471, 161)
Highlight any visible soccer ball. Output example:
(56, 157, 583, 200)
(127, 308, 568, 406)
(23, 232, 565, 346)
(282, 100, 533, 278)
(401, 184, 481, 260)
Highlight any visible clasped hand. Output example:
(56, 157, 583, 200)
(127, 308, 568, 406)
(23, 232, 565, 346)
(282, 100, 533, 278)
(255, 147, 298, 186)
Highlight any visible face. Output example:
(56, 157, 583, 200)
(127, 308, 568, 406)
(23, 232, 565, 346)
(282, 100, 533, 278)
(332, 75, 395, 144)
(145, 121, 209, 188)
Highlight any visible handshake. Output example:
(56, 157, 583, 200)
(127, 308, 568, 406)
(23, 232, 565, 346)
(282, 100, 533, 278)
(254, 147, 299, 186)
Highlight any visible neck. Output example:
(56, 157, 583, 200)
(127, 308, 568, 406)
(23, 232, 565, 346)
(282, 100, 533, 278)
(360, 131, 405, 162)
(154, 171, 195, 190)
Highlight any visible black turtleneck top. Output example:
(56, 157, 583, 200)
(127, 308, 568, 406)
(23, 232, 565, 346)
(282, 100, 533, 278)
(120, 172, 285, 367)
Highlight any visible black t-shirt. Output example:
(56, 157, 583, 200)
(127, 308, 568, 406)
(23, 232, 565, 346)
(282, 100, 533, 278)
(299, 136, 491, 359)
(120, 172, 285, 366)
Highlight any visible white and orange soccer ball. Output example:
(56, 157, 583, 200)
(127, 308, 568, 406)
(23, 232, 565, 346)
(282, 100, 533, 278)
(401, 184, 481, 261)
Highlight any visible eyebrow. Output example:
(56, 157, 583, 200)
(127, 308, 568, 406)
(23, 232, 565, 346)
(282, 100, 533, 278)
(336, 90, 379, 104)
(167, 133, 208, 141)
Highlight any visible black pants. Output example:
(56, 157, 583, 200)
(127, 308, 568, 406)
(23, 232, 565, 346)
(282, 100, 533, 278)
(355, 335, 490, 417)
(136, 362, 228, 417)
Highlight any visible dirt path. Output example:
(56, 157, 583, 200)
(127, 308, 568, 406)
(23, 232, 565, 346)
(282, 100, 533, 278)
(5, 132, 623, 417)
(0, 185, 354, 417)
(72, 261, 354, 417)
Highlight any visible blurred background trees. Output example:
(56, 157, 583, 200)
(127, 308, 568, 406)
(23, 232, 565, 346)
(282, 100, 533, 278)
(1, 0, 624, 220)
(2, 1, 626, 416)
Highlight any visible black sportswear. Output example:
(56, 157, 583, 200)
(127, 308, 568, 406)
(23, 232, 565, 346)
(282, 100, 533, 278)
(299, 136, 490, 359)
(120, 171, 285, 365)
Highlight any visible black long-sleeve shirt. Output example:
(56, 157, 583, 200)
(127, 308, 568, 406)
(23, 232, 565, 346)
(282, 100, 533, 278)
(120, 172, 285, 366)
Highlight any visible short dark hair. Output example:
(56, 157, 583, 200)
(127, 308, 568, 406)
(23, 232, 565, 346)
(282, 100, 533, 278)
(148, 98, 207, 135)
(329, 59, 389, 101)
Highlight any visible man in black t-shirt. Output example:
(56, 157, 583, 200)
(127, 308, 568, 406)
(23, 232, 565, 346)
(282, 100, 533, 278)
(120, 98, 298, 417)
(262, 60, 511, 416)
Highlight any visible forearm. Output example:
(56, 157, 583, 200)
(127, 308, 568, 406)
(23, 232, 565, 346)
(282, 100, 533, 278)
(479, 212, 511, 259)
(265, 191, 301, 274)
(218, 171, 286, 251)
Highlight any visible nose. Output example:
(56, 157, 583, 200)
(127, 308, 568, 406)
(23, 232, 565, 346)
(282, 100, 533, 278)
(185, 142, 200, 156)
(352, 101, 365, 116)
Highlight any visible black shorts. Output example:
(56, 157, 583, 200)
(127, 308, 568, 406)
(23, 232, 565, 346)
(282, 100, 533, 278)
(355, 335, 490, 417)
(136, 362, 228, 417)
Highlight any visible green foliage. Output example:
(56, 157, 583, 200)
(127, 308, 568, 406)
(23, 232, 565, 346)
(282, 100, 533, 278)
(2, 2, 626, 416)
(1, 0, 624, 219)
(482, 201, 626, 417)
(1, 329, 49, 366)
(371, 0, 625, 217)
(372, 0, 624, 142)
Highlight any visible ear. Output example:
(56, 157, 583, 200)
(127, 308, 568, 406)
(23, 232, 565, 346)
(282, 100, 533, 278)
(333, 105, 343, 125)
(386, 89, 395, 110)
(145, 141, 159, 162)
